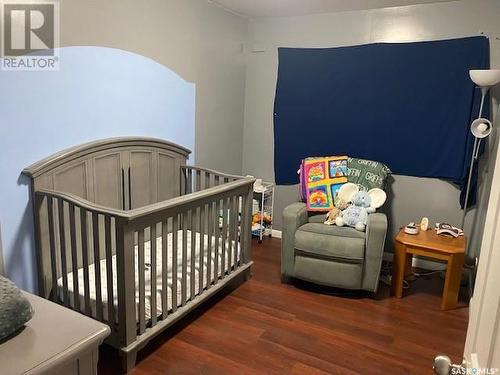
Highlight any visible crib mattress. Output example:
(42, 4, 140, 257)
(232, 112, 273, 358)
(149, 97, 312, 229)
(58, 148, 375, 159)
(57, 230, 240, 322)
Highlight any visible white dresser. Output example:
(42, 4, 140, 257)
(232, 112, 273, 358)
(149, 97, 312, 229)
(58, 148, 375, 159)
(0, 292, 110, 375)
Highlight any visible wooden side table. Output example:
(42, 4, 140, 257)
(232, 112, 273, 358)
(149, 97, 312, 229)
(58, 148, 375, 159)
(391, 228, 466, 310)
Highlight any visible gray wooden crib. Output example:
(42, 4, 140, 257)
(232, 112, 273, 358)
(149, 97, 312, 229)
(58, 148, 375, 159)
(22, 137, 255, 372)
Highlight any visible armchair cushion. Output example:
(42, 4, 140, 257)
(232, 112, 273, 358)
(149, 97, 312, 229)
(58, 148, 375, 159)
(295, 223, 365, 263)
(307, 213, 327, 223)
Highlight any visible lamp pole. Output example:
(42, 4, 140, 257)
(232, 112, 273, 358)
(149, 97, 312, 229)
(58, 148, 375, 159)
(460, 87, 487, 230)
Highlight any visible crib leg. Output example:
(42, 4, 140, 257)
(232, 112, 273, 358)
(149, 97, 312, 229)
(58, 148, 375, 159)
(121, 350, 137, 374)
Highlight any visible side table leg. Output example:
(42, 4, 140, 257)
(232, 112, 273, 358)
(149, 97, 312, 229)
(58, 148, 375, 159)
(392, 241, 407, 298)
(442, 253, 464, 310)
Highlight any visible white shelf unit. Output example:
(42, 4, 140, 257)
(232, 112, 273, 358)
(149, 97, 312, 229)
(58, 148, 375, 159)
(252, 182, 275, 243)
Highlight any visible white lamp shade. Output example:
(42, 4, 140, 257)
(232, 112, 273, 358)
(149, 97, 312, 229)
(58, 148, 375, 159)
(469, 69, 500, 88)
(471, 118, 492, 139)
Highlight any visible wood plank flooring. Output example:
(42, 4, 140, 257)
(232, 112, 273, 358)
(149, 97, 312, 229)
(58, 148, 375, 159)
(99, 238, 469, 374)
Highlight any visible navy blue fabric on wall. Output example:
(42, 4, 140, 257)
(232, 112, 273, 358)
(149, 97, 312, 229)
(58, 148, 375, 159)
(274, 37, 489, 207)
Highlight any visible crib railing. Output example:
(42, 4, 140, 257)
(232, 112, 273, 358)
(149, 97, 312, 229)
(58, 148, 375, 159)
(181, 166, 245, 195)
(33, 175, 254, 349)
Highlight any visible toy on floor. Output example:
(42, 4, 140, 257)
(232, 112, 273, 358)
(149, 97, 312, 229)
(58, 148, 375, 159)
(252, 212, 272, 226)
(336, 187, 387, 231)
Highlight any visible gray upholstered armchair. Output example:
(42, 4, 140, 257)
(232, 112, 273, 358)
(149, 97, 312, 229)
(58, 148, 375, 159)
(281, 202, 387, 292)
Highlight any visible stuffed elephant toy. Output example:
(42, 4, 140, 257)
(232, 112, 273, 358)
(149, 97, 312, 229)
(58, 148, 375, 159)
(335, 189, 386, 231)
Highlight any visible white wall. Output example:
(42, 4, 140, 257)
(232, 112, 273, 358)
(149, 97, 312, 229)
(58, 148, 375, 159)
(0, 47, 196, 291)
(60, 0, 248, 174)
(242, 0, 500, 258)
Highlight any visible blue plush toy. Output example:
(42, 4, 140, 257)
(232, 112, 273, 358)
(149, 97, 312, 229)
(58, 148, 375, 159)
(335, 191, 376, 231)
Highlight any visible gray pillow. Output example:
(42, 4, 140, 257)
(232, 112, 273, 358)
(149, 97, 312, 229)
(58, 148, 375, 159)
(0, 276, 34, 340)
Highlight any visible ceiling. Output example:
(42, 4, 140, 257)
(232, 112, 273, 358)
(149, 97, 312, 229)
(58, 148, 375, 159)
(209, 0, 457, 18)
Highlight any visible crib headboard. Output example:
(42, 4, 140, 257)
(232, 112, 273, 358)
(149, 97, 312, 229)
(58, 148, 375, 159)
(23, 137, 191, 210)
(23, 137, 191, 297)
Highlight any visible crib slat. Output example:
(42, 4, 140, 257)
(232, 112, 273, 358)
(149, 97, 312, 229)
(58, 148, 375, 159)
(240, 194, 249, 265)
(231, 195, 240, 270)
(57, 199, 69, 306)
(92, 212, 103, 321)
(231, 195, 238, 271)
(150, 224, 157, 327)
(243, 187, 253, 263)
(80, 209, 91, 315)
(214, 199, 220, 284)
(47, 197, 58, 302)
(172, 215, 179, 312)
(221, 197, 228, 279)
(227, 198, 233, 274)
(198, 205, 205, 295)
(196, 170, 201, 193)
(180, 168, 186, 196)
(206, 202, 213, 289)
(161, 220, 168, 319)
(204, 171, 210, 190)
(190, 209, 196, 300)
(115, 220, 137, 347)
(181, 211, 188, 306)
(104, 215, 115, 328)
(138, 229, 146, 335)
(214, 175, 220, 186)
(228, 196, 236, 273)
(33, 195, 46, 298)
(187, 169, 193, 194)
(68, 203, 80, 311)
(233, 195, 241, 269)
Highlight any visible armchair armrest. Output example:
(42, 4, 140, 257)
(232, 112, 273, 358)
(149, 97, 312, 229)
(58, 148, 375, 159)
(362, 213, 388, 292)
(281, 202, 308, 279)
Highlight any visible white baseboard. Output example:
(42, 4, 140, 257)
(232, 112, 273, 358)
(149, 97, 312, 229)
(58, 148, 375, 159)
(271, 229, 282, 239)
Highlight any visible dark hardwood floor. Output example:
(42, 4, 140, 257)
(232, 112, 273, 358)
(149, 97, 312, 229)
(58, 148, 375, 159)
(99, 238, 469, 374)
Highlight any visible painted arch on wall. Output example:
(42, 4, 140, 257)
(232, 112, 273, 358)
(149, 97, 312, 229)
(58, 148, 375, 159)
(0, 46, 195, 291)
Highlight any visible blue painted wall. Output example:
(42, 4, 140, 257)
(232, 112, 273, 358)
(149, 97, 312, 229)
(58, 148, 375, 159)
(0, 46, 195, 291)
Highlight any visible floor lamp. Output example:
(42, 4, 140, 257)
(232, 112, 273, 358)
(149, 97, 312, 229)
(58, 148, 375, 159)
(460, 69, 500, 230)
(460, 70, 500, 297)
